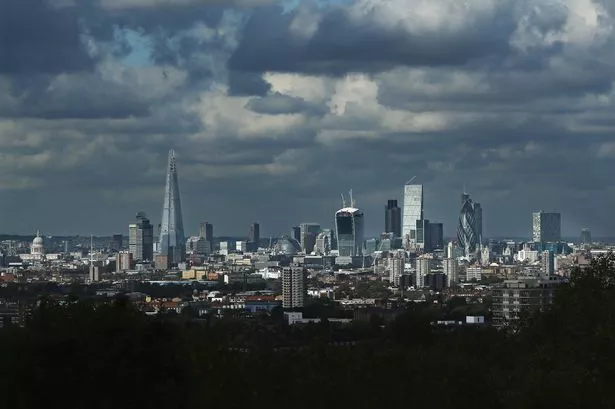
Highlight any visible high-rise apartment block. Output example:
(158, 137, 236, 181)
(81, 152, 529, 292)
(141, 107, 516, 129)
(532, 211, 561, 243)
(128, 212, 153, 261)
(415, 256, 432, 288)
(116, 251, 132, 273)
(385, 199, 402, 237)
(158, 150, 186, 266)
(443, 258, 458, 287)
(542, 250, 554, 275)
(402, 184, 423, 246)
(388, 251, 405, 287)
(282, 265, 306, 309)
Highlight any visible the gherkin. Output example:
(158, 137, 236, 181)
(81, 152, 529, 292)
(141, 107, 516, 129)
(458, 193, 480, 257)
(158, 150, 186, 265)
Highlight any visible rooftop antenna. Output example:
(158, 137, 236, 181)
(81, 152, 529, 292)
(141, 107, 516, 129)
(406, 176, 417, 185)
(349, 189, 355, 208)
(341, 193, 346, 208)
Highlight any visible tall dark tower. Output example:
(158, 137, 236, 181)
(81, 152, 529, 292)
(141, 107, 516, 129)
(247, 222, 260, 252)
(385, 199, 402, 237)
(158, 150, 186, 266)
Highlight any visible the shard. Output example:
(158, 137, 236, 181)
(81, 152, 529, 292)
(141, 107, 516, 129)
(158, 149, 186, 265)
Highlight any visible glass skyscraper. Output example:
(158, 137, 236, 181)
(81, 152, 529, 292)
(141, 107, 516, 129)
(458, 193, 481, 257)
(335, 206, 364, 257)
(385, 199, 402, 237)
(402, 184, 423, 245)
(158, 150, 186, 266)
(532, 211, 561, 243)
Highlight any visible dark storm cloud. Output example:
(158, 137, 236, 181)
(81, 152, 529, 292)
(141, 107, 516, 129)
(1, 0, 615, 238)
(228, 5, 515, 76)
(245, 93, 327, 115)
(0, 0, 95, 74)
(227, 71, 271, 96)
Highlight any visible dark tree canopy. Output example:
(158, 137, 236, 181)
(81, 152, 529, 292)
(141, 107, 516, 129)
(1, 254, 615, 408)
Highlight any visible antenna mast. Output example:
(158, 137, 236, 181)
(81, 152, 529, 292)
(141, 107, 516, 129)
(406, 176, 417, 185)
(349, 189, 354, 208)
(341, 193, 346, 208)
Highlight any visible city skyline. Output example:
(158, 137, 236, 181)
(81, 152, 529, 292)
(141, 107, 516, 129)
(2, 0, 615, 237)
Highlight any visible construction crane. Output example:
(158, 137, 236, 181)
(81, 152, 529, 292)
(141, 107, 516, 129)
(405, 176, 417, 185)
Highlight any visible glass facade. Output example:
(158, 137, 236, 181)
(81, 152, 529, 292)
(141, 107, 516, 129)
(402, 184, 423, 244)
(158, 150, 186, 265)
(335, 208, 364, 257)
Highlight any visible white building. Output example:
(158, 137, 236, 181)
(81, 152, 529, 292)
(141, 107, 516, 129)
(415, 255, 432, 288)
(20, 231, 45, 262)
(387, 251, 406, 287)
(466, 266, 483, 281)
(402, 184, 423, 247)
(443, 258, 458, 287)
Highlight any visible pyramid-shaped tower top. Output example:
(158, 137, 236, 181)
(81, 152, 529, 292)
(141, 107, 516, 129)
(168, 149, 177, 172)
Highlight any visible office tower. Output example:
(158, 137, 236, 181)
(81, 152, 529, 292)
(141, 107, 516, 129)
(291, 226, 301, 243)
(299, 223, 320, 253)
(532, 211, 561, 243)
(116, 251, 132, 273)
(314, 232, 331, 255)
(158, 150, 186, 266)
(458, 192, 480, 257)
(385, 199, 402, 237)
(128, 212, 154, 261)
(474, 202, 483, 243)
(402, 183, 424, 245)
(199, 222, 214, 241)
(446, 241, 456, 259)
(336, 197, 364, 257)
(429, 223, 444, 251)
(581, 228, 592, 245)
(246, 222, 260, 252)
(111, 234, 123, 252)
(415, 219, 431, 251)
(443, 258, 458, 287)
(282, 265, 306, 309)
(415, 256, 432, 288)
(542, 250, 554, 275)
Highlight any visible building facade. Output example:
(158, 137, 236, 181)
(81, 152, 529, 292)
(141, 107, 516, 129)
(492, 276, 567, 327)
(335, 207, 364, 257)
(385, 199, 402, 237)
(402, 184, 424, 246)
(299, 223, 320, 254)
(128, 212, 154, 262)
(158, 150, 186, 266)
(532, 211, 561, 243)
(282, 265, 306, 309)
(458, 193, 481, 257)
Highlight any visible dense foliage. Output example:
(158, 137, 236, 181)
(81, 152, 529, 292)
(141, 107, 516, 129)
(2, 255, 615, 408)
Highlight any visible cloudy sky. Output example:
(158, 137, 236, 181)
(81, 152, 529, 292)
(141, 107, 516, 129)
(1, 0, 615, 238)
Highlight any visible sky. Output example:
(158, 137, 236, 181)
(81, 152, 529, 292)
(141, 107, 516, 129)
(1, 0, 615, 239)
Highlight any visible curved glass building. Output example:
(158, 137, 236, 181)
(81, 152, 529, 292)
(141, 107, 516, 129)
(335, 207, 364, 257)
(458, 193, 479, 257)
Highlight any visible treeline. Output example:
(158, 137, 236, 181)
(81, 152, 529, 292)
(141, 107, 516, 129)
(2, 255, 615, 408)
